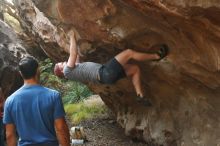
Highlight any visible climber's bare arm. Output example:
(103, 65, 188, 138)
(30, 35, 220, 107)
(67, 31, 78, 68)
(76, 54, 80, 63)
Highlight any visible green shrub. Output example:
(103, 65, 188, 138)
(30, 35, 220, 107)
(40, 58, 53, 73)
(63, 82, 92, 104)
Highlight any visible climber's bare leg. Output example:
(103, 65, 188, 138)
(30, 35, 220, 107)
(123, 64, 143, 97)
(114, 49, 158, 97)
(124, 64, 152, 106)
(115, 49, 159, 66)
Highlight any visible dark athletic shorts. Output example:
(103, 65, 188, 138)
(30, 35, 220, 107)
(99, 58, 126, 84)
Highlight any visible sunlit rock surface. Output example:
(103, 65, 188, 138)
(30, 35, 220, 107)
(0, 20, 25, 98)
(14, 0, 220, 145)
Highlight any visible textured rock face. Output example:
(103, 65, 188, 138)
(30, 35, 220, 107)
(14, 0, 220, 145)
(0, 20, 25, 98)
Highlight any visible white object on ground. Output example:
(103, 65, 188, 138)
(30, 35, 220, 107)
(71, 139, 84, 145)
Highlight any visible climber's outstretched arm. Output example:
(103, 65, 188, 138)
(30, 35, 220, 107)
(76, 54, 80, 63)
(67, 31, 78, 68)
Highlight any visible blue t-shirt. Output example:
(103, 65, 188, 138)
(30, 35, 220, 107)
(3, 84, 65, 146)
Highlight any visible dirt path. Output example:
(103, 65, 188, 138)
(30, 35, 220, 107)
(73, 115, 147, 146)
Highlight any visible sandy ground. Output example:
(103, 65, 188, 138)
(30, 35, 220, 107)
(68, 95, 147, 146)
(70, 114, 147, 146)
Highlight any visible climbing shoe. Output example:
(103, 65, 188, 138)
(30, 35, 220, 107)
(156, 44, 169, 60)
(135, 96, 152, 107)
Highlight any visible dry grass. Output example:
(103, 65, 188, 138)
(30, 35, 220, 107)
(65, 95, 107, 124)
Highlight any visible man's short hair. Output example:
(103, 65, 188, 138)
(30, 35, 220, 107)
(19, 56, 39, 79)
(54, 64, 64, 77)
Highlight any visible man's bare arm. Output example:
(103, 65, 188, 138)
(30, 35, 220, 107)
(67, 31, 78, 68)
(5, 124, 17, 146)
(55, 117, 71, 146)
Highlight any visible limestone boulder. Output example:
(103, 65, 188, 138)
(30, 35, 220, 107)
(13, 0, 220, 145)
(0, 20, 26, 98)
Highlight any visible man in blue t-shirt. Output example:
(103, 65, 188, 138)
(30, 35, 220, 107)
(3, 56, 70, 146)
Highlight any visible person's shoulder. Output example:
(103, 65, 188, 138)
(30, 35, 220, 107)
(63, 64, 78, 78)
(6, 86, 24, 102)
(64, 64, 76, 71)
(4, 91, 18, 106)
(42, 86, 59, 93)
(39, 87, 61, 102)
(44, 87, 61, 98)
